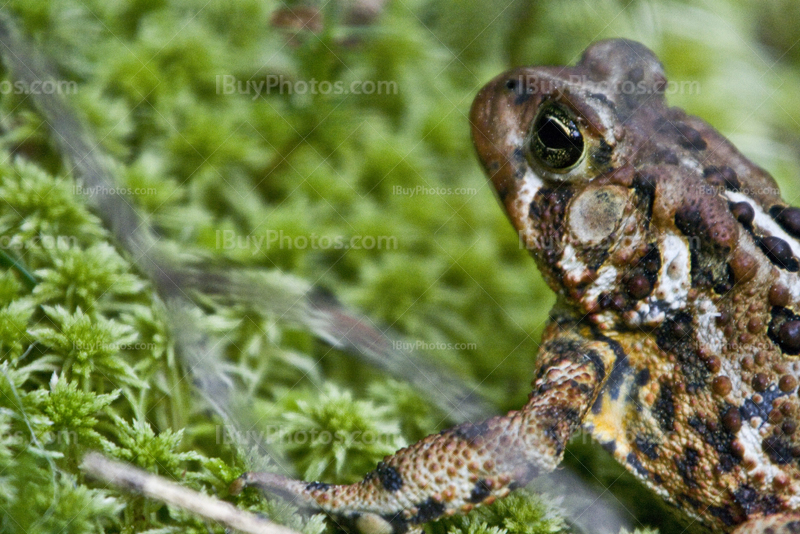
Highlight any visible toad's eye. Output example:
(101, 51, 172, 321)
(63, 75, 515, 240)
(529, 103, 585, 172)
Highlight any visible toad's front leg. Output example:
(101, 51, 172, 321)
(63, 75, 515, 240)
(232, 324, 617, 534)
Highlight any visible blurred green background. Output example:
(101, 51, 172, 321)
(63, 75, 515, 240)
(0, 0, 799, 532)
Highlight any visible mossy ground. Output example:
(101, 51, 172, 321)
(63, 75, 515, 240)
(0, 1, 799, 533)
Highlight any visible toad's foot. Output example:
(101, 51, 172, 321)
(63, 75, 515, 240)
(232, 330, 617, 533)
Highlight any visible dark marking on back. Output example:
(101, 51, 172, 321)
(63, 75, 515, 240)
(306, 481, 331, 491)
(601, 440, 617, 454)
(606, 356, 629, 400)
(656, 311, 708, 391)
(675, 447, 699, 488)
(635, 368, 651, 386)
(653, 384, 675, 432)
(634, 435, 659, 460)
(590, 392, 603, 415)
(586, 248, 610, 272)
(677, 492, 702, 510)
(376, 462, 404, 492)
(707, 505, 742, 527)
(762, 435, 795, 465)
(688, 415, 740, 472)
(583, 349, 607, 382)
(740, 384, 787, 421)
(626, 452, 649, 477)
(592, 332, 629, 400)
(626, 368, 651, 412)
(672, 208, 704, 250)
(467, 480, 491, 503)
(453, 421, 491, 443)
(733, 484, 782, 516)
(413, 497, 446, 524)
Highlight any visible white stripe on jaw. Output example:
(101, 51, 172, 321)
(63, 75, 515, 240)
(512, 167, 544, 250)
(507, 131, 544, 250)
(514, 167, 543, 207)
(558, 243, 587, 284)
(507, 133, 543, 204)
(583, 264, 619, 302)
(652, 233, 691, 309)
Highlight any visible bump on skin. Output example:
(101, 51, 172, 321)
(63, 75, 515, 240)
(771, 206, 800, 238)
(769, 307, 800, 355)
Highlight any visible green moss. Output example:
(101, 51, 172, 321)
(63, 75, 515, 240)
(432, 490, 566, 534)
(30, 306, 142, 388)
(44, 375, 119, 455)
(262, 384, 405, 482)
(6, 474, 122, 534)
(32, 246, 144, 313)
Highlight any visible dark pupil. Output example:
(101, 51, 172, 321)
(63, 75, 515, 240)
(537, 117, 576, 150)
(531, 108, 584, 170)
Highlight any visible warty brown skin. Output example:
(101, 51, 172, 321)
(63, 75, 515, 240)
(234, 39, 800, 533)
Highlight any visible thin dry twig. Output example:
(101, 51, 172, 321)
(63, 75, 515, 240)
(81, 452, 302, 534)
